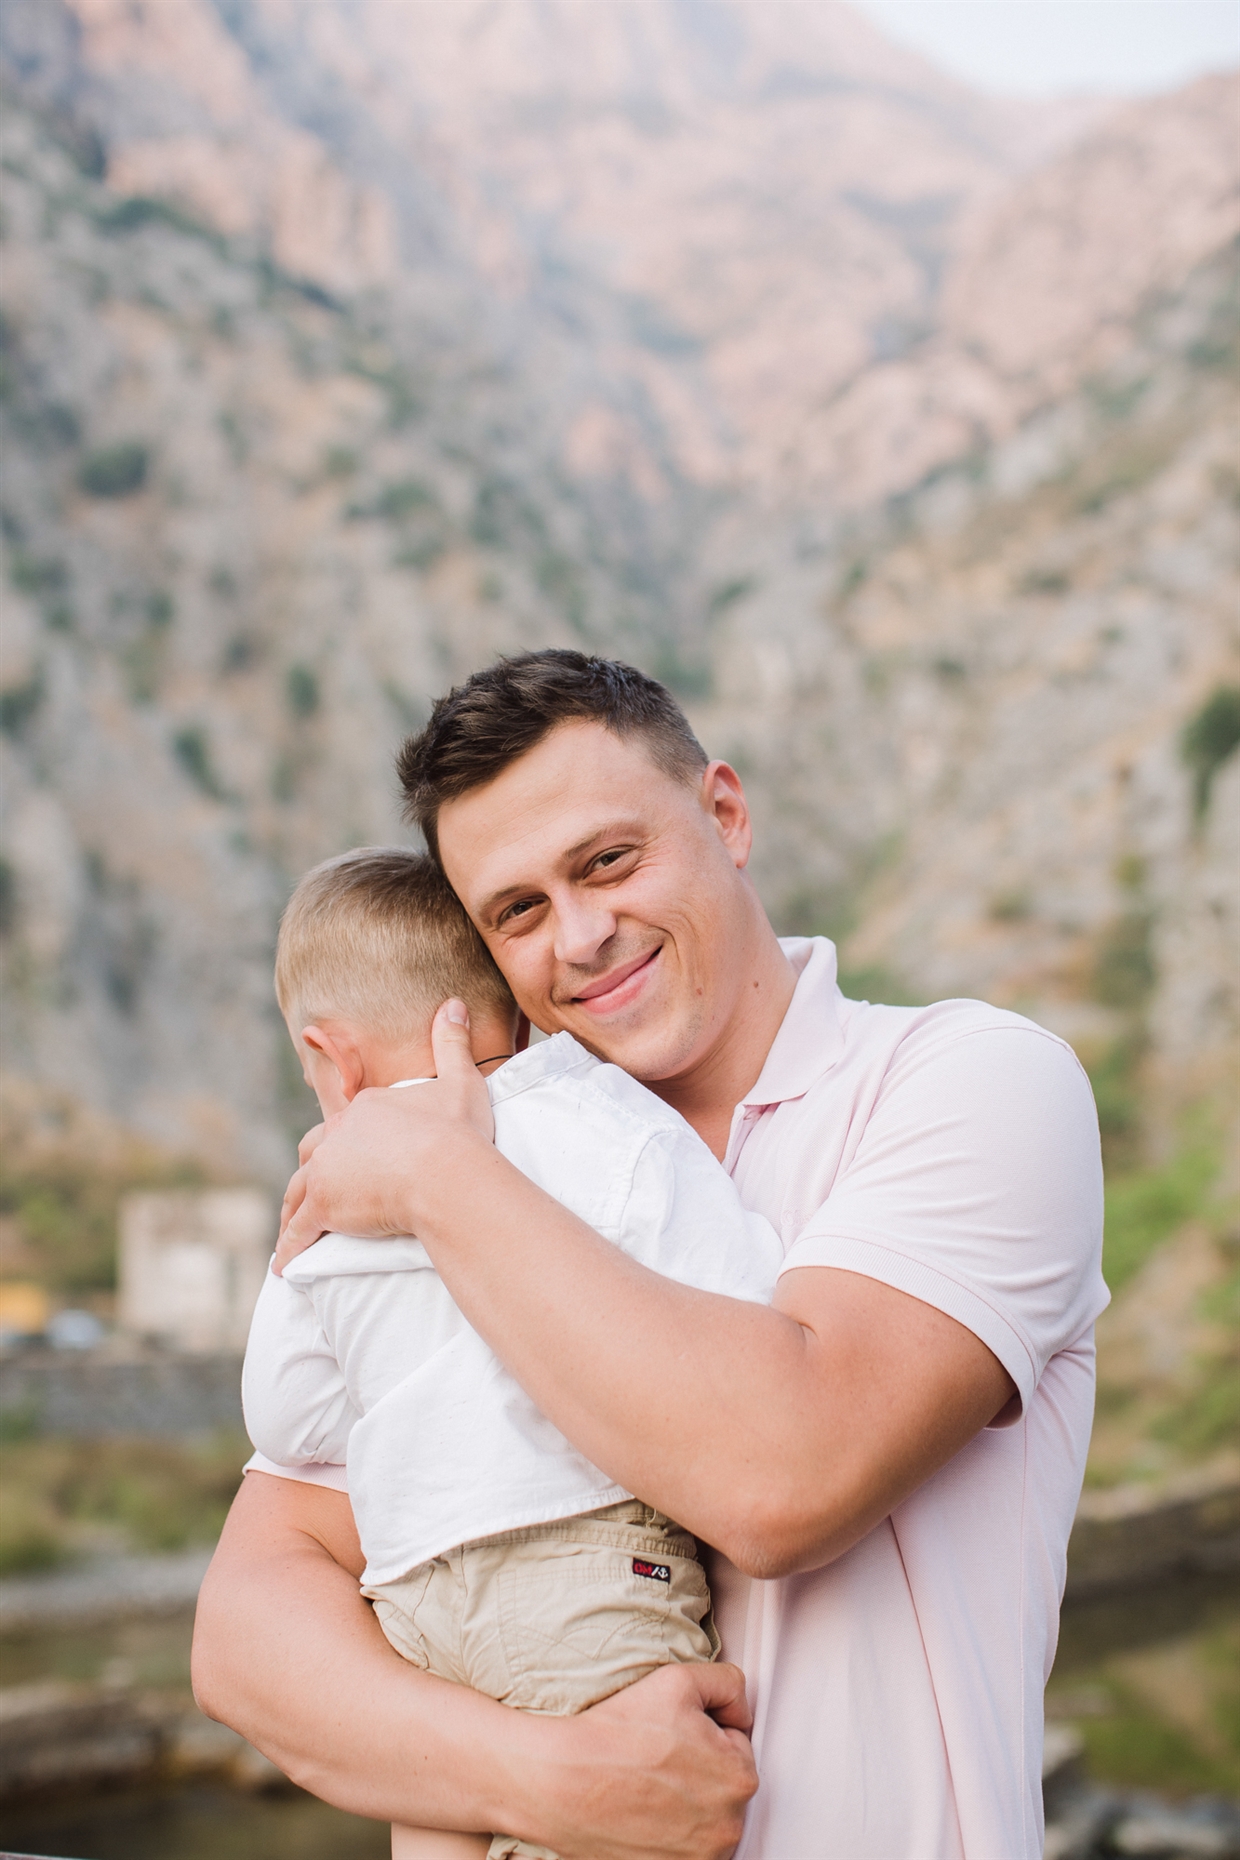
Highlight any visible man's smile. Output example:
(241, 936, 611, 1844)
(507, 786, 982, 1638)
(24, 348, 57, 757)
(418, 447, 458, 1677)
(569, 946, 663, 1016)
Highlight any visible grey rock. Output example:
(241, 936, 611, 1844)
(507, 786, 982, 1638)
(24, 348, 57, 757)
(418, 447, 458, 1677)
(0, 1680, 286, 1801)
(0, 1546, 212, 1632)
(1112, 1799, 1240, 1858)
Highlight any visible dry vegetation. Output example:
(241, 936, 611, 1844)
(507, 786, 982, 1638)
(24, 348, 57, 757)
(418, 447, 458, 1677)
(0, 1430, 250, 1577)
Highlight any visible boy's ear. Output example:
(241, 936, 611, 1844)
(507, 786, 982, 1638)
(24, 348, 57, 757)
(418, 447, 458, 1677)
(300, 1023, 366, 1102)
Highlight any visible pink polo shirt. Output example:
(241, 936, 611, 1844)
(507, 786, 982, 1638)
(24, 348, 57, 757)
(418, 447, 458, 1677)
(711, 937, 1107, 1860)
(249, 935, 1106, 1857)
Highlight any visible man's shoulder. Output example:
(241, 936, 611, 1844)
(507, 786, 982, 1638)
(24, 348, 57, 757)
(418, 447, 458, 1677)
(493, 1032, 695, 1144)
(487, 1031, 596, 1100)
(819, 999, 1100, 1199)
(491, 1037, 712, 1232)
(840, 993, 1080, 1076)
(810, 995, 1095, 1145)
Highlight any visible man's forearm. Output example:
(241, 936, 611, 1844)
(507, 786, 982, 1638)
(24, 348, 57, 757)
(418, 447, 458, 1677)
(403, 1136, 808, 1561)
(396, 1134, 1014, 1578)
(192, 1473, 756, 1857)
(192, 1473, 529, 1829)
(273, 1042, 1015, 1578)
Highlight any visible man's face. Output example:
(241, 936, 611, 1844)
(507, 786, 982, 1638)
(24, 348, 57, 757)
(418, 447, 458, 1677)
(436, 720, 756, 1085)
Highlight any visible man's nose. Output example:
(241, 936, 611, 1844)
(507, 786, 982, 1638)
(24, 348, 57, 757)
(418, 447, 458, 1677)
(552, 892, 617, 966)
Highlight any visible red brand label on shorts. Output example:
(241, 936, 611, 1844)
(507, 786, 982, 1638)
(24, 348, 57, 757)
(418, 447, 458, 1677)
(632, 1558, 671, 1583)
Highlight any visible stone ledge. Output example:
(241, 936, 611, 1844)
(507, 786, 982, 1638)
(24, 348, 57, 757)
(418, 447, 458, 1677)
(0, 1682, 283, 1802)
(0, 1547, 213, 1634)
(1066, 1463, 1240, 1599)
(0, 1351, 245, 1438)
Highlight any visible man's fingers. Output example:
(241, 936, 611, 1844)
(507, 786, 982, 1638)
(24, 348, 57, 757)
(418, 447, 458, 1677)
(431, 997, 474, 1073)
(276, 1153, 331, 1272)
(278, 1166, 307, 1239)
(297, 1120, 327, 1166)
(270, 1022, 494, 1273)
(687, 1660, 753, 1735)
(431, 999, 497, 1141)
(276, 1115, 338, 1268)
(273, 1202, 327, 1275)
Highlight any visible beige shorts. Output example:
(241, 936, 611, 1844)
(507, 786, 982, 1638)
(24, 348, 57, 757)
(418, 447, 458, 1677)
(365, 1499, 719, 1860)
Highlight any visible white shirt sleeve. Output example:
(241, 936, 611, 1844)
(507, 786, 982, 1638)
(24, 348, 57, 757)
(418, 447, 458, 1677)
(618, 1127, 783, 1303)
(241, 1262, 362, 1467)
(244, 1451, 350, 1492)
(779, 1023, 1107, 1407)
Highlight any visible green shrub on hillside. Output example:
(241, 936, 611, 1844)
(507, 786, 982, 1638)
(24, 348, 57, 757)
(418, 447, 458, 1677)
(0, 671, 45, 738)
(1181, 684, 1240, 820)
(285, 663, 321, 718)
(1076, 1680, 1240, 1796)
(0, 1150, 206, 1292)
(1091, 912, 1155, 1011)
(1102, 1142, 1226, 1294)
(172, 725, 228, 799)
(78, 441, 149, 498)
(0, 1433, 250, 1574)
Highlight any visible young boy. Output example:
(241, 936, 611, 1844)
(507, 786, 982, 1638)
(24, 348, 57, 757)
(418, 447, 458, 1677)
(242, 847, 781, 1859)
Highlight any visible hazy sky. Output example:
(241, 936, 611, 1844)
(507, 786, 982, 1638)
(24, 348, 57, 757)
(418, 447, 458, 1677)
(853, 0, 1240, 96)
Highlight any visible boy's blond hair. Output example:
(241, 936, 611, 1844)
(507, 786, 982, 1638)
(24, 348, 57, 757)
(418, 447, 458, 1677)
(276, 846, 516, 1044)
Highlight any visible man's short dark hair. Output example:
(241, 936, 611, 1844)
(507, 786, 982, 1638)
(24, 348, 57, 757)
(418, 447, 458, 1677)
(398, 650, 708, 862)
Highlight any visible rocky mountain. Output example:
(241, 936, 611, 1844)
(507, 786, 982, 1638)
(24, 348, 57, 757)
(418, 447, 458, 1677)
(0, 0, 1236, 1196)
(3, 0, 1094, 490)
(0, 82, 593, 1181)
(700, 234, 1239, 1142)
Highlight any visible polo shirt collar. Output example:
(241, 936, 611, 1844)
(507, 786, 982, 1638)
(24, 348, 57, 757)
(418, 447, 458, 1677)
(739, 937, 846, 1109)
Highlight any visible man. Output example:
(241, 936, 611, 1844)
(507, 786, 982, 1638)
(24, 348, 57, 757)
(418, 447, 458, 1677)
(193, 651, 1107, 1857)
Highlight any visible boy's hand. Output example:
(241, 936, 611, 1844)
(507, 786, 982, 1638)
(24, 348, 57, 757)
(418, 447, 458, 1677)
(275, 1000, 494, 1271)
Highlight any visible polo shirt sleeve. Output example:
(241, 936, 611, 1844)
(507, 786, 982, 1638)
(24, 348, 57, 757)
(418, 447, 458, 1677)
(778, 1022, 1107, 1409)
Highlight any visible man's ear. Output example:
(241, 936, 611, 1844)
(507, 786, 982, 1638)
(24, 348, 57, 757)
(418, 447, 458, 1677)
(701, 760, 753, 871)
(300, 1023, 367, 1102)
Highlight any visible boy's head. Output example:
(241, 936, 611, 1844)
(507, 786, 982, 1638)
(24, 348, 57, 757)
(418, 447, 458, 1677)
(275, 847, 518, 1116)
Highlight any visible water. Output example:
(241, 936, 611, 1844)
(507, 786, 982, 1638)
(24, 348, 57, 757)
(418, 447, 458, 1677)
(0, 1781, 390, 1860)
(0, 1605, 390, 1860)
(0, 1609, 195, 1692)
(1055, 1568, 1238, 1671)
(1, 1574, 1235, 1856)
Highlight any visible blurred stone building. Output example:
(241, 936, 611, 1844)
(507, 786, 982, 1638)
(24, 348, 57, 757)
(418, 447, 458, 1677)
(118, 1190, 272, 1353)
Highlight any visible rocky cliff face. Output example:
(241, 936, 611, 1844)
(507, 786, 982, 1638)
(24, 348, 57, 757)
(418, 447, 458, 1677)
(0, 0, 1236, 1185)
(0, 84, 591, 1178)
(698, 237, 1239, 1129)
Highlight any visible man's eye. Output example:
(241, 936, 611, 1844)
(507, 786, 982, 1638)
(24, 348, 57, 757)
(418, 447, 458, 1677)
(593, 848, 630, 871)
(500, 897, 538, 924)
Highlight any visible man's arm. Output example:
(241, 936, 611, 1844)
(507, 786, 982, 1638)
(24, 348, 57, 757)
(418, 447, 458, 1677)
(276, 1010, 1019, 1580)
(192, 1471, 756, 1855)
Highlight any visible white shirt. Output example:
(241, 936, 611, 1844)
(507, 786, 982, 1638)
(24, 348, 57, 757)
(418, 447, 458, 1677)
(242, 1032, 781, 1584)
(248, 941, 1107, 1858)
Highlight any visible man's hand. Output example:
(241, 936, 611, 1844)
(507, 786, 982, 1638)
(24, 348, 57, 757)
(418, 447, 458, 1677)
(194, 1475, 756, 1851)
(275, 1000, 494, 1271)
(522, 1660, 757, 1860)
(546, 1661, 756, 1859)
